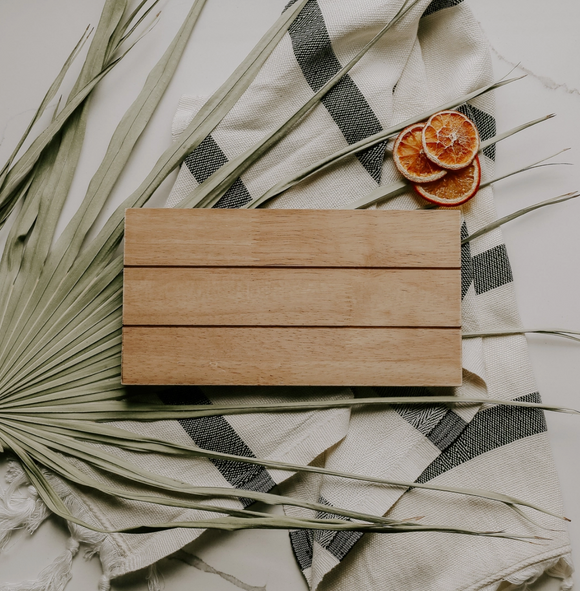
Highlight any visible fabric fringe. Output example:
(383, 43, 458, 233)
(0, 461, 50, 552)
(545, 555, 575, 590)
(484, 554, 574, 591)
(0, 453, 574, 591)
(0, 538, 79, 591)
(146, 563, 164, 591)
(0, 461, 113, 591)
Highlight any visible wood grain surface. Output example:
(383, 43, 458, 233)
(124, 209, 461, 268)
(123, 267, 461, 327)
(122, 327, 462, 386)
(122, 209, 462, 386)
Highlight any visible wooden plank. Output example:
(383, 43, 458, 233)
(121, 327, 462, 386)
(124, 209, 461, 268)
(123, 267, 461, 327)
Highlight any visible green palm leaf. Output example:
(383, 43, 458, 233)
(0, 0, 575, 541)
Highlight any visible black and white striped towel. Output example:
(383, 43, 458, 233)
(69, 1, 574, 588)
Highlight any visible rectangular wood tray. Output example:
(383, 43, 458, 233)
(122, 209, 462, 386)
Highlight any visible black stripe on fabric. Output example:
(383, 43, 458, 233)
(184, 135, 252, 209)
(184, 135, 227, 183)
(315, 497, 362, 562)
(326, 530, 363, 561)
(288, 0, 386, 182)
(472, 244, 513, 295)
(397, 404, 449, 437)
(374, 387, 467, 450)
(416, 393, 547, 483)
(160, 386, 275, 507)
(374, 386, 448, 436)
(422, 0, 464, 18)
(290, 529, 314, 571)
(461, 220, 473, 299)
(426, 410, 468, 451)
(289, 496, 363, 571)
(457, 103, 497, 161)
(213, 178, 254, 209)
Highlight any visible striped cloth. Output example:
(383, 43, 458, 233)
(67, 0, 575, 588)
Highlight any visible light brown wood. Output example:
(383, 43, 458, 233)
(122, 208, 462, 386)
(124, 209, 461, 268)
(123, 267, 461, 327)
(122, 327, 462, 386)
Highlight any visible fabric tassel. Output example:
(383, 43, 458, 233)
(0, 461, 110, 591)
(0, 518, 107, 591)
(546, 556, 575, 590)
(489, 555, 575, 591)
(0, 461, 49, 552)
(0, 537, 79, 591)
(147, 563, 164, 591)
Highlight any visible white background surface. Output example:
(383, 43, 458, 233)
(0, 0, 578, 589)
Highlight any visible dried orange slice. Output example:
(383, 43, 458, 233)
(393, 123, 447, 183)
(413, 156, 481, 207)
(422, 110, 480, 170)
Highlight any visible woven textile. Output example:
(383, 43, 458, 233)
(68, 1, 574, 588)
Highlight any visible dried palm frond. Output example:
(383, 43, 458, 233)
(0, 0, 576, 542)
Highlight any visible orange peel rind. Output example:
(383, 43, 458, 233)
(413, 155, 481, 207)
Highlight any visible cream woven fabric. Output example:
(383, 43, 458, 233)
(63, 1, 575, 588)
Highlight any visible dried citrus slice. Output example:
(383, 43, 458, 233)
(422, 110, 480, 170)
(413, 156, 481, 207)
(393, 123, 447, 183)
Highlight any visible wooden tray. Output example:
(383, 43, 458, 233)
(121, 209, 462, 386)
